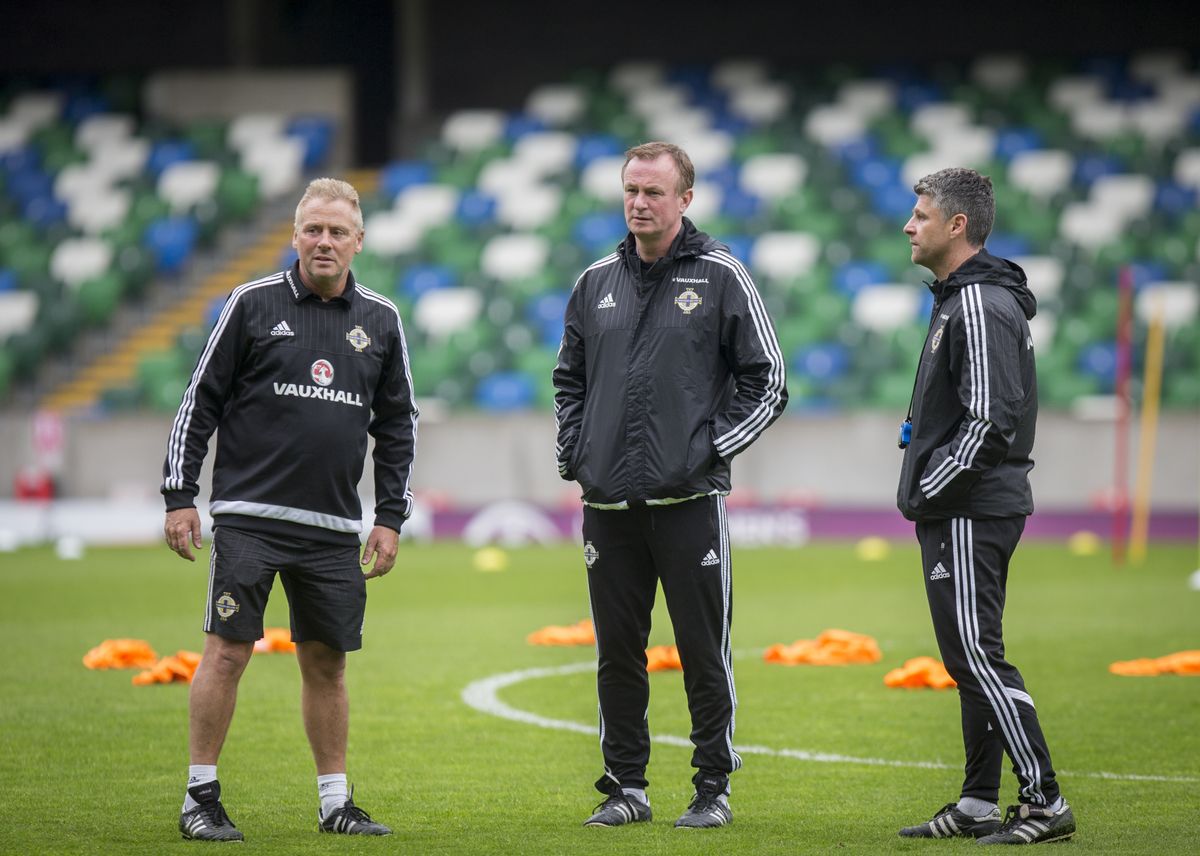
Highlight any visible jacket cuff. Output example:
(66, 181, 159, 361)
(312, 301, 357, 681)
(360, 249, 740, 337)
(162, 489, 196, 512)
(372, 510, 407, 534)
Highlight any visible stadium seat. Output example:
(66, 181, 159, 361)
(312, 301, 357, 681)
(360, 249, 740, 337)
(1008, 149, 1074, 199)
(834, 260, 890, 297)
(740, 153, 807, 200)
(494, 183, 563, 230)
(1012, 255, 1065, 300)
(442, 110, 506, 153)
(240, 135, 304, 199)
(750, 232, 821, 281)
(851, 284, 923, 332)
(50, 237, 114, 287)
(476, 371, 537, 411)
(0, 290, 38, 341)
(512, 131, 578, 177)
(394, 183, 459, 230)
(413, 286, 483, 339)
(286, 115, 334, 168)
(1135, 281, 1199, 331)
(1059, 203, 1125, 251)
(157, 160, 220, 214)
(480, 233, 550, 282)
(580, 155, 625, 202)
(363, 210, 422, 257)
(381, 160, 436, 199)
(1090, 173, 1155, 221)
(143, 217, 198, 274)
(525, 84, 587, 127)
(727, 81, 791, 124)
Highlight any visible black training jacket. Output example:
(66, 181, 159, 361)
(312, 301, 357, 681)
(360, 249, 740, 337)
(162, 263, 418, 545)
(553, 218, 787, 507)
(897, 249, 1038, 521)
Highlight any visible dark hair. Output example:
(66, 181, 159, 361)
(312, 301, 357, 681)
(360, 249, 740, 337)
(622, 141, 695, 195)
(913, 167, 994, 247)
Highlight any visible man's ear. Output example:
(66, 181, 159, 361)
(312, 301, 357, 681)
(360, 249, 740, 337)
(949, 212, 968, 239)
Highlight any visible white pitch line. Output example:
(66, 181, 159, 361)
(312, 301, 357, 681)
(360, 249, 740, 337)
(460, 660, 1200, 785)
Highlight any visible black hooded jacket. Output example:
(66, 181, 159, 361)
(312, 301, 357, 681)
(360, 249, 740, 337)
(553, 218, 787, 508)
(897, 248, 1038, 521)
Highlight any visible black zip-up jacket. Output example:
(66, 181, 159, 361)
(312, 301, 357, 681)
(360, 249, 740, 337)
(553, 218, 787, 507)
(162, 263, 418, 544)
(897, 248, 1037, 521)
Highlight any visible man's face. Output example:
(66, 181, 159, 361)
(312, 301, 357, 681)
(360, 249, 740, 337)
(292, 197, 363, 289)
(622, 154, 692, 247)
(903, 194, 955, 274)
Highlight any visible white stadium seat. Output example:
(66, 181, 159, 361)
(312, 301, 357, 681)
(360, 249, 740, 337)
(1011, 255, 1065, 301)
(480, 233, 550, 282)
(74, 113, 136, 151)
(158, 160, 221, 213)
(836, 80, 896, 120)
(394, 184, 459, 229)
(1135, 282, 1199, 331)
(67, 187, 131, 235)
(494, 184, 563, 230)
(727, 82, 791, 124)
(414, 287, 483, 340)
(1008, 150, 1074, 200)
(363, 211, 423, 257)
(525, 84, 586, 127)
(1058, 202, 1125, 250)
(740, 153, 807, 200)
(512, 131, 579, 177)
(750, 232, 821, 281)
(441, 110, 505, 153)
(51, 237, 114, 288)
(0, 291, 38, 341)
(852, 284, 923, 332)
(805, 104, 868, 147)
(580, 156, 625, 202)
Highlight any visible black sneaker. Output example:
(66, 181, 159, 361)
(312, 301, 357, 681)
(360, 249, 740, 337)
(977, 800, 1075, 845)
(899, 802, 1002, 839)
(583, 792, 652, 827)
(674, 774, 732, 829)
(318, 786, 391, 836)
(179, 780, 244, 842)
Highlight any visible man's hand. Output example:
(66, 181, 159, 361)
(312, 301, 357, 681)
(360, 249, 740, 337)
(361, 525, 399, 579)
(164, 508, 203, 562)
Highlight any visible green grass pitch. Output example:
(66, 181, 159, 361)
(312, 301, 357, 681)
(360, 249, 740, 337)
(0, 539, 1197, 854)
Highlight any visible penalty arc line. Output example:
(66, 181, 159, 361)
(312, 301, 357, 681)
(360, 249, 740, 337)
(460, 660, 1199, 785)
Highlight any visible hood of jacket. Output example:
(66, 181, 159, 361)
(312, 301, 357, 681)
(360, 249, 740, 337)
(616, 217, 723, 277)
(932, 248, 1037, 320)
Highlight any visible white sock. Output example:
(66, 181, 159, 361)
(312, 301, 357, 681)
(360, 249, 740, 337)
(1047, 795, 1064, 812)
(183, 764, 217, 812)
(318, 773, 349, 818)
(957, 797, 998, 818)
(621, 787, 648, 806)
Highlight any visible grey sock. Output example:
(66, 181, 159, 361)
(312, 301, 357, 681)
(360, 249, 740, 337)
(1047, 796, 1064, 812)
(957, 797, 998, 819)
(621, 787, 648, 806)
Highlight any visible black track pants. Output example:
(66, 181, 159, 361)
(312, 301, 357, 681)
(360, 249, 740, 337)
(917, 516, 1060, 806)
(582, 495, 740, 791)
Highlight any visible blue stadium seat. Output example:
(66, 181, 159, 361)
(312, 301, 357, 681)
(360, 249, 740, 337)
(721, 235, 754, 265)
(380, 161, 435, 199)
(143, 217, 199, 274)
(792, 342, 850, 383)
(63, 92, 110, 124)
(277, 246, 299, 269)
(205, 295, 227, 326)
(475, 371, 536, 410)
(720, 187, 763, 220)
(834, 260, 890, 297)
(1125, 260, 1169, 290)
(869, 183, 917, 219)
(400, 264, 456, 301)
(455, 190, 497, 227)
(286, 116, 335, 169)
(527, 291, 569, 348)
(146, 140, 197, 179)
(1154, 181, 1197, 218)
(986, 233, 1033, 260)
(504, 114, 548, 141)
(573, 211, 628, 256)
(1076, 341, 1117, 392)
(22, 194, 67, 229)
(0, 269, 17, 292)
(994, 127, 1044, 162)
(850, 156, 903, 192)
(574, 134, 624, 170)
(1074, 153, 1124, 187)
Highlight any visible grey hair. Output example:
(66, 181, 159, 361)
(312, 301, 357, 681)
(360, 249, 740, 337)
(622, 141, 696, 195)
(913, 167, 994, 247)
(294, 177, 364, 232)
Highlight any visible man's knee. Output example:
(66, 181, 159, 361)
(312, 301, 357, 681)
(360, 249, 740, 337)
(201, 634, 254, 677)
(296, 640, 346, 685)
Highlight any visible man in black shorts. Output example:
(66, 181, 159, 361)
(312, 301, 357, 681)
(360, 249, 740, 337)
(161, 178, 418, 841)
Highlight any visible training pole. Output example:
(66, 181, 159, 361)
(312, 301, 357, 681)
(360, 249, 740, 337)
(1129, 300, 1165, 564)
(1112, 266, 1133, 565)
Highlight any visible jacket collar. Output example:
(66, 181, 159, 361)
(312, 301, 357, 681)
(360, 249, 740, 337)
(285, 261, 357, 306)
(928, 247, 1037, 320)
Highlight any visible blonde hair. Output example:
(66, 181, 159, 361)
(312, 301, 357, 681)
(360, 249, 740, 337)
(294, 177, 364, 232)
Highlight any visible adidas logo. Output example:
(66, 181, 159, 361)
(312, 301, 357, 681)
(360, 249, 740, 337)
(270, 320, 295, 336)
(700, 549, 720, 567)
(596, 292, 616, 309)
(929, 562, 950, 581)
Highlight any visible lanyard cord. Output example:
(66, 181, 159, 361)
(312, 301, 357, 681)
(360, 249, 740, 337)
(904, 286, 941, 424)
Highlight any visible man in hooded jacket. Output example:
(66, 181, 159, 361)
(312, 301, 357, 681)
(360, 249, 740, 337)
(895, 168, 1075, 846)
(554, 141, 786, 829)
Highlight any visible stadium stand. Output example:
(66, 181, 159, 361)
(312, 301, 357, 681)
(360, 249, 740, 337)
(2, 52, 1198, 414)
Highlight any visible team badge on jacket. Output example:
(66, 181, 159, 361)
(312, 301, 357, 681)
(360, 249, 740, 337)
(346, 325, 371, 352)
(930, 325, 945, 353)
(583, 541, 599, 567)
(675, 289, 702, 314)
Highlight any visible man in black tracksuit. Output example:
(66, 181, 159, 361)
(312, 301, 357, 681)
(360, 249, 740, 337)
(162, 178, 416, 841)
(554, 142, 786, 830)
(896, 168, 1075, 845)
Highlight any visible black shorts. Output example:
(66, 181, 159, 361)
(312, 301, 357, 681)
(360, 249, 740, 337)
(203, 525, 367, 652)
